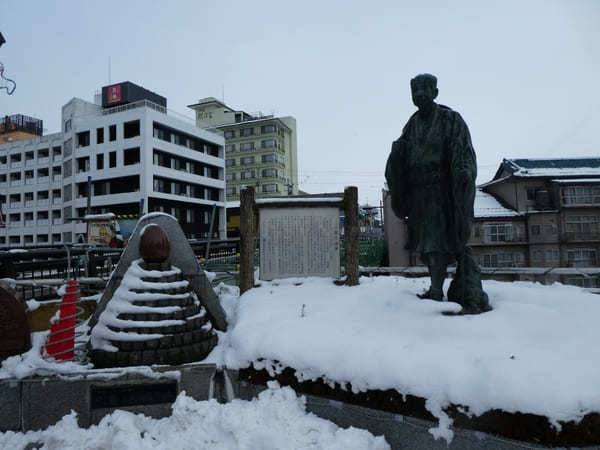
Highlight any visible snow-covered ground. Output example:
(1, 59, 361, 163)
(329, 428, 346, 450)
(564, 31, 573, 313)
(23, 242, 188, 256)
(210, 276, 600, 441)
(0, 383, 389, 450)
(2, 274, 600, 444)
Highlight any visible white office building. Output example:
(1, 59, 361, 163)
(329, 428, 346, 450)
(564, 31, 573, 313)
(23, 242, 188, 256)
(0, 82, 226, 247)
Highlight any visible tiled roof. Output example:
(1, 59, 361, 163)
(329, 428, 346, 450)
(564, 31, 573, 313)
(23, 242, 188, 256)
(502, 158, 600, 178)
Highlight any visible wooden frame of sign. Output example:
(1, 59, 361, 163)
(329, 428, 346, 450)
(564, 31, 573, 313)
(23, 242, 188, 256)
(239, 186, 359, 294)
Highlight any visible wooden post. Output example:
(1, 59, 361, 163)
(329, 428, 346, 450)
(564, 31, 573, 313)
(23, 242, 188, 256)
(344, 186, 359, 286)
(239, 187, 256, 294)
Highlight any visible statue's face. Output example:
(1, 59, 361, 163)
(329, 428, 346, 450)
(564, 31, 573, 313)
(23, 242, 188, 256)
(411, 82, 437, 111)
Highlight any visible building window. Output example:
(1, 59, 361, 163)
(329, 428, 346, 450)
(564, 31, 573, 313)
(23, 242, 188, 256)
(531, 225, 541, 235)
(226, 173, 235, 181)
(262, 184, 278, 193)
(76, 131, 90, 148)
(63, 138, 73, 157)
(240, 142, 254, 152)
(483, 252, 523, 268)
(484, 223, 513, 242)
(241, 170, 256, 180)
(97, 127, 104, 144)
(262, 168, 277, 178)
(76, 157, 90, 173)
(240, 128, 254, 137)
(109, 124, 117, 141)
(226, 159, 235, 167)
(261, 125, 276, 134)
(261, 153, 276, 163)
(225, 144, 235, 153)
(241, 156, 255, 166)
(261, 139, 276, 148)
(96, 154, 104, 170)
(64, 119, 72, 132)
(226, 187, 236, 196)
(124, 147, 140, 165)
(546, 249, 560, 262)
(224, 130, 235, 139)
(567, 249, 597, 267)
(565, 215, 600, 236)
(123, 120, 141, 139)
(566, 276, 599, 288)
(109, 151, 117, 168)
(561, 186, 600, 206)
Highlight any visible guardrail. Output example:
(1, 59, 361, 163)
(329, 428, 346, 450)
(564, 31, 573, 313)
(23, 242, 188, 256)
(0, 239, 240, 300)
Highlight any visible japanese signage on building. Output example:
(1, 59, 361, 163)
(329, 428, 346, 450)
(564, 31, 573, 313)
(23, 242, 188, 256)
(106, 84, 122, 105)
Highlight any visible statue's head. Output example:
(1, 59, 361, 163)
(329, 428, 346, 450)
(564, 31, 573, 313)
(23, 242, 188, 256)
(410, 74, 438, 112)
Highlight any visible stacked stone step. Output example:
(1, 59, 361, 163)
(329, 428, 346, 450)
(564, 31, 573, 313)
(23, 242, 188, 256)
(90, 262, 218, 368)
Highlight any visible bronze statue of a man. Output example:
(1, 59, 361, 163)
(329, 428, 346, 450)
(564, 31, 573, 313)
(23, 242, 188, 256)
(385, 74, 490, 314)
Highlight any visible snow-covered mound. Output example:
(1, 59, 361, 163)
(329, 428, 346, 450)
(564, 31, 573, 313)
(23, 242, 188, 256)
(0, 383, 389, 450)
(216, 276, 600, 439)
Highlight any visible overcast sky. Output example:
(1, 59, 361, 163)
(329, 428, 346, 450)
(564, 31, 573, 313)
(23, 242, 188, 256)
(2, 0, 599, 204)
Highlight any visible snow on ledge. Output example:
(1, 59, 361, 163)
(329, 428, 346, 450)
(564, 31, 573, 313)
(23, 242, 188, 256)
(256, 197, 343, 204)
(83, 213, 115, 220)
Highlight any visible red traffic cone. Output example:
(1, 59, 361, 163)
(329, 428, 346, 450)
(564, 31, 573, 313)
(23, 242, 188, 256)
(44, 279, 79, 361)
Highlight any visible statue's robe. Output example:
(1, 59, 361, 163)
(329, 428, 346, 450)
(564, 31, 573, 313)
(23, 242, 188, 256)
(385, 103, 477, 258)
(385, 103, 490, 313)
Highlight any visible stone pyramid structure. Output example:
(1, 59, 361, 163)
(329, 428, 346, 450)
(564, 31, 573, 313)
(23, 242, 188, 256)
(88, 213, 227, 368)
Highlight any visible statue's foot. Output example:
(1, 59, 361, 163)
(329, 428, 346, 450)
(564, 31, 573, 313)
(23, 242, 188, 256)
(417, 288, 443, 301)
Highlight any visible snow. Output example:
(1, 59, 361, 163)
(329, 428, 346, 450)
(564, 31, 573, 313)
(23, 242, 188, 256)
(7, 249, 26, 253)
(90, 259, 200, 352)
(4, 267, 600, 444)
(213, 276, 600, 442)
(257, 197, 343, 204)
(0, 384, 389, 450)
(140, 222, 167, 237)
(515, 168, 600, 178)
(26, 299, 40, 311)
(551, 178, 600, 183)
(83, 213, 115, 220)
(473, 190, 519, 218)
(0, 332, 92, 380)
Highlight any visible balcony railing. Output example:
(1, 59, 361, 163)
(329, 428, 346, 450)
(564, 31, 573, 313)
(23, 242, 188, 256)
(10, 180, 23, 186)
(52, 198, 61, 205)
(37, 219, 49, 226)
(10, 162, 23, 169)
(102, 99, 166, 116)
(38, 157, 49, 165)
(25, 159, 35, 167)
(9, 202, 22, 209)
(0, 182, 7, 188)
(25, 178, 35, 185)
(24, 220, 34, 227)
(52, 218, 62, 225)
(0, 164, 6, 170)
(24, 200, 34, 207)
(37, 199, 49, 206)
(52, 175, 62, 183)
(9, 221, 21, 228)
(561, 232, 600, 242)
(37, 176, 49, 184)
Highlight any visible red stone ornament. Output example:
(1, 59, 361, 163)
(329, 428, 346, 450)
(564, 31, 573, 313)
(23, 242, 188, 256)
(139, 224, 170, 263)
